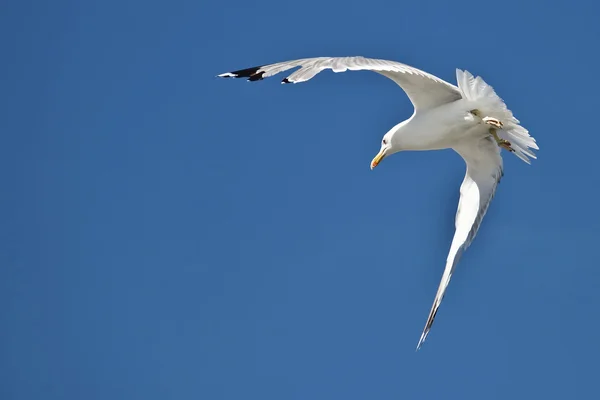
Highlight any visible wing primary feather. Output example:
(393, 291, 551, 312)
(218, 56, 462, 110)
(416, 135, 503, 350)
(218, 65, 264, 81)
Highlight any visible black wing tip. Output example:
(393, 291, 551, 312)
(416, 329, 428, 351)
(218, 66, 264, 81)
(416, 305, 440, 350)
(281, 78, 290, 84)
(247, 71, 265, 81)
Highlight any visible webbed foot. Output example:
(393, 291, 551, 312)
(482, 116, 504, 130)
(489, 127, 514, 152)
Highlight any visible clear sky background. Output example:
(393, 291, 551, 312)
(2, 0, 599, 399)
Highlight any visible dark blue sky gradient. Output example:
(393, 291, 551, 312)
(2, 0, 600, 399)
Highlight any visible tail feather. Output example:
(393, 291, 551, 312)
(456, 69, 539, 163)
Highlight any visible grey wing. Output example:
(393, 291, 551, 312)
(416, 135, 504, 350)
(218, 56, 462, 110)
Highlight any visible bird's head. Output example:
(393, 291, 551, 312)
(370, 121, 407, 170)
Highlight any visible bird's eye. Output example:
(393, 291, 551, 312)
(382, 139, 388, 145)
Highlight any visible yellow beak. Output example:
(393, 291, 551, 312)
(370, 149, 387, 170)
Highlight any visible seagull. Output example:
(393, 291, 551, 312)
(218, 56, 538, 350)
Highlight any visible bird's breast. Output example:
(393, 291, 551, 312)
(404, 101, 479, 150)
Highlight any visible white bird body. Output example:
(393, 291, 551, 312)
(218, 56, 538, 350)
(391, 100, 481, 151)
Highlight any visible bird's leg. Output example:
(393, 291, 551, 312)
(479, 115, 514, 152)
(482, 116, 503, 130)
(488, 127, 514, 152)
(470, 111, 514, 152)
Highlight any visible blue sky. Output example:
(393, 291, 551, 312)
(2, 0, 599, 399)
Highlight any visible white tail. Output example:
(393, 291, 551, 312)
(456, 69, 539, 163)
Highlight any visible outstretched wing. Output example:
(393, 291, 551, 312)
(218, 56, 462, 111)
(416, 135, 503, 350)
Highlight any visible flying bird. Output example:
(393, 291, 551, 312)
(218, 56, 538, 350)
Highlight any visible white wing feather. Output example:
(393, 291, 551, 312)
(218, 56, 462, 110)
(416, 135, 503, 350)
